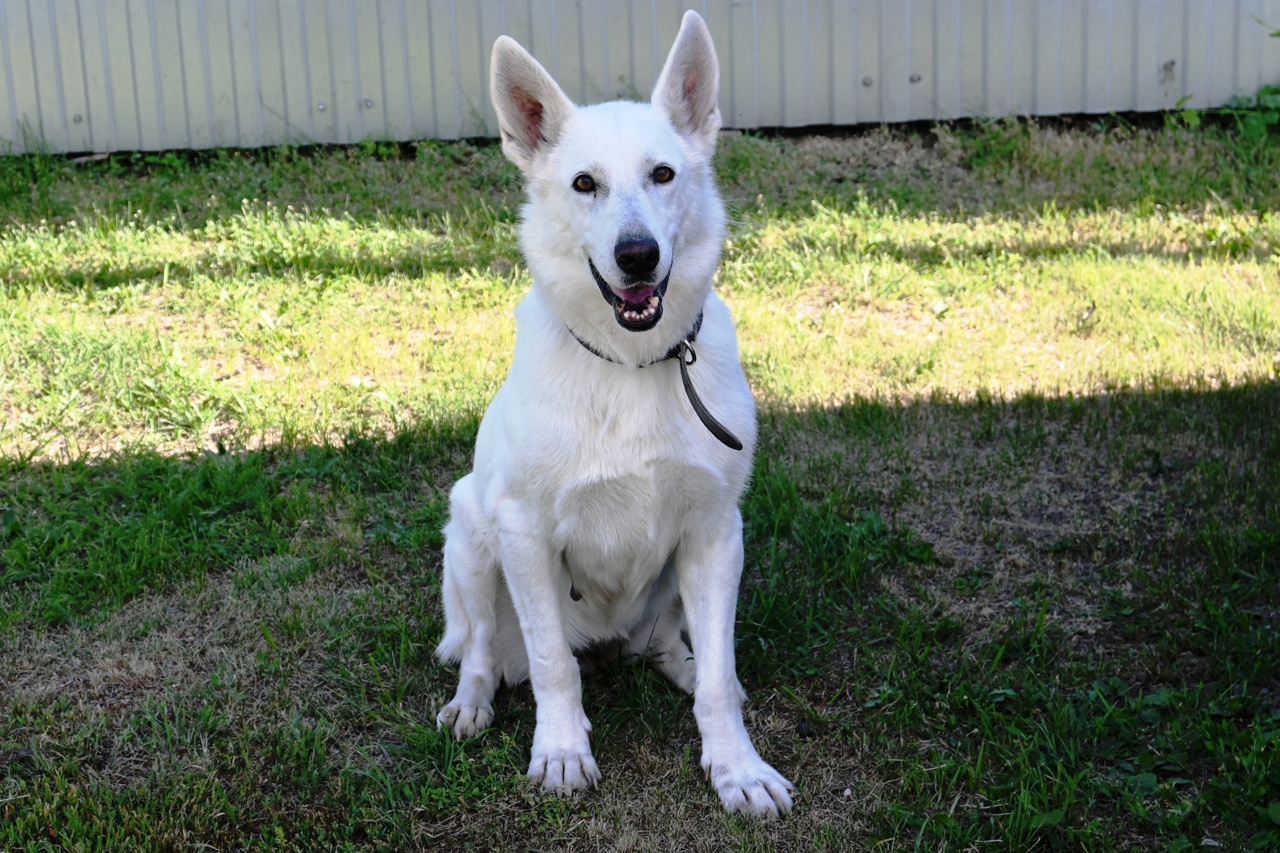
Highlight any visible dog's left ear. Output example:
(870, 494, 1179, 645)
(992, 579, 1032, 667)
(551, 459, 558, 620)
(651, 11, 722, 154)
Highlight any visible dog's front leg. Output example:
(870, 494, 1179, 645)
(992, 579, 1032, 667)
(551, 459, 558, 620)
(496, 502, 600, 792)
(679, 510, 793, 817)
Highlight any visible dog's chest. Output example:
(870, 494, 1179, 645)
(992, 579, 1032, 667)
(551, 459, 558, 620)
(550, 457, 724, 578)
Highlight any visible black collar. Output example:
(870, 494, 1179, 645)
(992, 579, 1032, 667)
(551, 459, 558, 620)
(568, 311, 703, 367)
(565, 312, 743, 451)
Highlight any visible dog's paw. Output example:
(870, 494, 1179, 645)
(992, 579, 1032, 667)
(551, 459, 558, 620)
(524, 742, 599, 788)
(529, 712, 599, 792)
(528, 748, 601, 792)
(436, 700, 494, 740)
(704, 751, 793, 817)
(650, 650, 697, 695)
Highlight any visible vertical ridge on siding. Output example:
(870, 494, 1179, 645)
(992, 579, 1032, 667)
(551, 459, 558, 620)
(854, 0, 878, 122)
(40, 0, 70, 149)
(750, 0, 761, 125)
(1, 1, 14, 148)
(1079, 0, 1090, 112)
(68, 0, 92, 149)
(344, 0, 363, 140)
(982, 0, 994, 114)
(594, 0, 609, 100)
(396, 0, 412, 134)
(66, 0, 82, 147)
(1130, 0, 1141, 111)
(1232, 0, 1241, 97)
(296, 0, 316, 140)
(123, 0, 146, 148)
(1, 0, 1278, 154)
(24, 0, 49, 145)
(1009, 0, 1031, 114)
(828, 0, 839, 122)
(195, 0, 214, 146)
(447, 0, 464, 134)
(1030, 0, 1039, 114)
(458, 0, 484, 132)
(166, 0, 190, 148)
(275, 0, 291, 139)
(1269, 0, 1280, 91)
(149, 0, 169, 147)
(931, 0, 941, 118)
(245, 0, 262, 144)
(998, 0, 1008, 112)
(100, 0, 126, 147)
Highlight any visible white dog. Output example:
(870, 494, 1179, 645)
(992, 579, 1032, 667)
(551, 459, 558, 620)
(434, 10, 792, 817)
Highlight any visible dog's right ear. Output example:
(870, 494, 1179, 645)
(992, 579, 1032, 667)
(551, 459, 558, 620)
(490, 36, 575, 171)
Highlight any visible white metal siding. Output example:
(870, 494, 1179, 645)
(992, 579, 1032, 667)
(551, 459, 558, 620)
(2, 0, 1279, 155)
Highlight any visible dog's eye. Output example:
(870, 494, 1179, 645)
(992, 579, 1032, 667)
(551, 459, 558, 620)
(572, 174, 596, 193)
(652, 165, 675, 184)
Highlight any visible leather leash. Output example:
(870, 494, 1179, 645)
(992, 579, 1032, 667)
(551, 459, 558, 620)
(566, 311, 743, 451)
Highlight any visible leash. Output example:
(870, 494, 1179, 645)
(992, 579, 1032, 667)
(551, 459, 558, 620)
(566, 311, 744, 451)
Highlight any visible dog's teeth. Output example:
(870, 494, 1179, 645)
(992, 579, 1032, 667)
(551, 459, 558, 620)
(647, 296, 659, 307)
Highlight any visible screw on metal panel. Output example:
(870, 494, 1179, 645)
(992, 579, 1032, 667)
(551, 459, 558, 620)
(317, 103, 327, 111)
(909, 73, 922, 83)
(363, 98, 374, 108)
(73, 114, 83, 123)
(862, 76, 873, 87)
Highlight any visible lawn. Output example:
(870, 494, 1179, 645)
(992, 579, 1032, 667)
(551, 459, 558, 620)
(2, 115, 1279, 850)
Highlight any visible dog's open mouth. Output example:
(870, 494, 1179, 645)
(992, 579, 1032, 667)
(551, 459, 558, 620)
(589, 259, 669, 332)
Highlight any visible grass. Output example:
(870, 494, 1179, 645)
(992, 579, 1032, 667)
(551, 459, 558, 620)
(2, 117, 1279, 850)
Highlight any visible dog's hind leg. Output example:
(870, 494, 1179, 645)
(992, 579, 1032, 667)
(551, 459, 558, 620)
(436, 477, 502, 739)
(627, 595, 697, 695)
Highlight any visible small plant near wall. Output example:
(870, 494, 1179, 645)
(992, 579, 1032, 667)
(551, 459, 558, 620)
(1221, 85, 1280, 140)
(1171, 19, 1280, 140)
(1171, 84, 1280, 140)
(1227, 19, 1280, 139)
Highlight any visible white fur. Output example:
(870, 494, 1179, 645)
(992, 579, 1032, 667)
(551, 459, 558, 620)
(435, 11, 793, 817)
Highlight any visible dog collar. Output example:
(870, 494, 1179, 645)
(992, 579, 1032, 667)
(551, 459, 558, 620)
(565, 312, 743, 451)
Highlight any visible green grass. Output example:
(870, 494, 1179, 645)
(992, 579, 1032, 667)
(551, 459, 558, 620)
(2, 119, 1279, 850)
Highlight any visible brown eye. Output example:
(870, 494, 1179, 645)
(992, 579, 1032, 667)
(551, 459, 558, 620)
(652, 165, 675, 184)
(573, 174, 596, 193)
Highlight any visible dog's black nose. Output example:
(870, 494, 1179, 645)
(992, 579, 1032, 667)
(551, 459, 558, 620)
(614, 236, 660, 278)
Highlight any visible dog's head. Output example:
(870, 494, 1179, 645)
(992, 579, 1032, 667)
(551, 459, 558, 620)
(490, 11, 725, 365)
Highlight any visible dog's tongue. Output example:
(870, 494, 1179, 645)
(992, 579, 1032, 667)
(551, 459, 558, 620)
(614, 284, 657, 306)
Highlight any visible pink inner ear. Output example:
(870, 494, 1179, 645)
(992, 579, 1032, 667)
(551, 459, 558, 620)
(682, 74, 700, 107)
(513, 88, 544, 148)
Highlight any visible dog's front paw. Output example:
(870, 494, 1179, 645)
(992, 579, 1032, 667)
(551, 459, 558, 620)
(529, 714, 600, 792)
(704, 750, 793, 817)
(528, 748, 601, 792)
(436, 700, 495, 739)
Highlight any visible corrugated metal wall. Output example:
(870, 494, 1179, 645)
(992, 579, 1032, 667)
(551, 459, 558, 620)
(2, 0, 1279, 155)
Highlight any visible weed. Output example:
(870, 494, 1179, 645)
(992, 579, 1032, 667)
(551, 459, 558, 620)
(962, 116, 1032, 170)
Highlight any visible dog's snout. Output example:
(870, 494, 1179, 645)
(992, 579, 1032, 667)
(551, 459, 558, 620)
(614, 236, 660, 278)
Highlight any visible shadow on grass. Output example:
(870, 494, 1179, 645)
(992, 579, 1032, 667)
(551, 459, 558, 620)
(0, 420, 473, 627)
(8, 242, 523, 293)
(2, 381, 1277, 849)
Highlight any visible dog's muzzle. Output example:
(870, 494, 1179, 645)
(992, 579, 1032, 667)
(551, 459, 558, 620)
(589, 242, 670, 332)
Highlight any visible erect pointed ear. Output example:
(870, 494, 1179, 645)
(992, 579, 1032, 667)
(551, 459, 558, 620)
(490, 35, 576, 171)
(651, 11, 722, 154)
